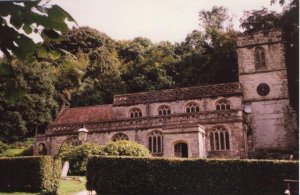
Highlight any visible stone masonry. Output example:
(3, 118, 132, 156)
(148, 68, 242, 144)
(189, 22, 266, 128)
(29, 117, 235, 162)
(34, 30, 297, 159)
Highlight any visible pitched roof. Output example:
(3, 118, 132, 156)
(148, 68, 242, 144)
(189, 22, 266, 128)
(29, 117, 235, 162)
(54, 104, 113, 124)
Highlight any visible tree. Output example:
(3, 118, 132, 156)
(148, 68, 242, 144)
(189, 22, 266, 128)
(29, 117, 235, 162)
(169, 6, 238, 87)
(120, 39, 175, 93)
(0, 60, 59, 142)
(240, 8, 281, 33)
(0, 1, 75, 61)
(0, 0, 75, 100)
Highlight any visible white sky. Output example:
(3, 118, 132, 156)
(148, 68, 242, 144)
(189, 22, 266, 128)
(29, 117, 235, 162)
(51, 0, 283, 43)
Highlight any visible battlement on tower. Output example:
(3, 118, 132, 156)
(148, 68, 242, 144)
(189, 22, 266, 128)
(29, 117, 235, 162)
(237, 30, 282, 48)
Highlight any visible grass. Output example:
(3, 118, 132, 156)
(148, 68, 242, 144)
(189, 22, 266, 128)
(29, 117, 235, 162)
(2, 148, 26, 157)
(0, 177, 87, 195)
(58, 177, 87, 195)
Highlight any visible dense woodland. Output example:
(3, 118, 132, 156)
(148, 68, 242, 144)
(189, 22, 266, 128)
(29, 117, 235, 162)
(0, 0, 298, 143)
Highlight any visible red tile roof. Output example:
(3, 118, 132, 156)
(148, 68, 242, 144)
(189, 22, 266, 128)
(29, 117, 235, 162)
(54, 104, 113, 124)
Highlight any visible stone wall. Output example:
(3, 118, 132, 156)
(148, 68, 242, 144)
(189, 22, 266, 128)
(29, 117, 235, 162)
(250, 99, 297, 149)
(113, 96, 243, 119)
(237, 30, 297, 153)
(42, 119, 245, 158)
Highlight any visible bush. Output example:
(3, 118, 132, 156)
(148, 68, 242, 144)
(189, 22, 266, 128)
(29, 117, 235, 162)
(0, 141, 8, 154)
(102, 140, 151, 157)
(0, 156, 61, 193)
(60, 143, 102, 176)
(61, 141, 150, 175)
(86, 156, 299, 195)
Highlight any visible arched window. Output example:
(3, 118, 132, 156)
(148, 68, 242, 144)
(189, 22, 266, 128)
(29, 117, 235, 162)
(158, 105, 171, 116)
(216, 99, 231, 110)
(112, 133, 129, 141)
(255, 47, 266, 69)
(209, 126, 230, 151)
(186, 102, 200, 113)
(129, 108, 142, 118)
(148, 131, 163, 155)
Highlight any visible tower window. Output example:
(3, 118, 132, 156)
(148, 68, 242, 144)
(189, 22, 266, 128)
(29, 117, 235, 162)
(254, 47, 266, 69)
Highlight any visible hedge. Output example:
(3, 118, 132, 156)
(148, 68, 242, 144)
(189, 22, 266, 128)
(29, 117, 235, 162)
(0, 156, 61, 194)
(86, 156, 299, 195)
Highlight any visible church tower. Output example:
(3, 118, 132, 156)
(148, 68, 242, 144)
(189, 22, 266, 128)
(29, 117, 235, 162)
(236, 30, 297, 155)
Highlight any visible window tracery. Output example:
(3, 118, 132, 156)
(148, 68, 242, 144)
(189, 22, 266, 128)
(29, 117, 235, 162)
(216, 99, 231, 110)
(209, 126, 230, 151)
(148, 131, 163, 155)
(112, 133, 129, 141)
(129, 108, 142, 118)
(255, 47, 266, 69)
(186, 102, 200, 113)
(158, 105, 171, 116)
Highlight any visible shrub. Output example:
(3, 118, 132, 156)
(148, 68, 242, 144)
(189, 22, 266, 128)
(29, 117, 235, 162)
(60, 141, 150, 175)
(86, 156, 299, 195)
(0, 141, 8, 154)
(102, 140, 151, 157)
(60, 143, 103, 175)
(0, 156, 61, 193)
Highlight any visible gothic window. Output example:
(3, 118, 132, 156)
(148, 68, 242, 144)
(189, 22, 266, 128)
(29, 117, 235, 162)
(129, 107, 142, 118)
(112, 133, 129, 141)
(216, 99, 231, 110)
(254, 47, 266, 69)
(209, 126, 230, 151)
(148, 131, 163, 155)
(186, 102, 200, 113)
(158, 105, 171, 116)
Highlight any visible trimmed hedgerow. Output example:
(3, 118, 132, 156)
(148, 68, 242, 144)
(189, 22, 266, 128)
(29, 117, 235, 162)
(0, 156, 61, 194)
(86, 156, 298, 195)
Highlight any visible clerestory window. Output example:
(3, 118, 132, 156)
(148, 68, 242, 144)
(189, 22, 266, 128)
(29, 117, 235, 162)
(158, 105, 171, 116)
(129, 108, 142, 118)
(186, 102, 200, 113)
(216, 99, 231, 111)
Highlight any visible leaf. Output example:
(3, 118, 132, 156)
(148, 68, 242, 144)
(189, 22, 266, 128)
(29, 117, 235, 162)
(0, 63, 14, 78)
(36, 46, 48, 59)
(43, 29, 61, 39)
(22, 24, 33, 34)
(49, 50, 61, 61)
(14, 34, 36, 60)
(10, 11, 23, 29)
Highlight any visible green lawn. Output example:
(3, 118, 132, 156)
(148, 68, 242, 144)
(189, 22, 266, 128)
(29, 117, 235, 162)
(58, 177, 86, 195)
(2, 148, 26, 157)
(0, 177, 86, 195)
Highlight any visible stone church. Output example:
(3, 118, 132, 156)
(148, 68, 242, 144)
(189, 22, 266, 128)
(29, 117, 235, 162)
(34, 30, 297, 159)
